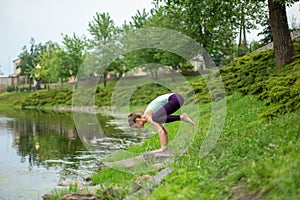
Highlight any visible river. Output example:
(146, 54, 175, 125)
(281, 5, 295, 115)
(0, 108, 148, 200)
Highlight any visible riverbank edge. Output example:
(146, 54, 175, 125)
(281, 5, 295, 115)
(47, 93, 300, 200)
(38, 104, 179, 199)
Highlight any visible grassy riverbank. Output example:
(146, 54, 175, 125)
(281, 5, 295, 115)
(152, 94, 300, 199)
(1, 40, 300, 199)
(88, 93, 300, 200)
(49, 91, 300, 199)
(87, 40, 300, 199)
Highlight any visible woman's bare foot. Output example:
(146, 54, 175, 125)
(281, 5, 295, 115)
(144, 148, 167, 155)
(180, 113, 195, 126)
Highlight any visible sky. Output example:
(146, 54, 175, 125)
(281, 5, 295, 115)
(0, 0, 154, 75)
(0, 0, 299, 75)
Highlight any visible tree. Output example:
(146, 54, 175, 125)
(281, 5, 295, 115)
(88, 12, 116, 46)
(258, 18, 273, 46)
(152, 0, 267, 66)
(235, 1, 267, 57)
(38, 41, 62, 85)
(129, 9, 149, 28)
(18, 38, 43, 88)
(60, 33, 88, 85)
(88, 12, 116, 86)
(147, 3, 192, 73)
(120, 4, 192, 76)
(268, 0, 297, 72)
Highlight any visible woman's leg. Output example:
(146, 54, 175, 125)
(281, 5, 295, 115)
(152, 93, 184, 123)
(158, 125, 168, 150)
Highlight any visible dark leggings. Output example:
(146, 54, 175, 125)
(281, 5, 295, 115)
(152, 93, 184, 124)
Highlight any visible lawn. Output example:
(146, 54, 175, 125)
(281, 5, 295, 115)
(86, 93, 300, 199)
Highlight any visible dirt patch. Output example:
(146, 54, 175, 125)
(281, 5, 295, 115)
(229, 183, 271, 200)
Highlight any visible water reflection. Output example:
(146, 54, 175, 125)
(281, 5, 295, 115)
(1, 108, 86, 169)
(0, 108, 147, 199)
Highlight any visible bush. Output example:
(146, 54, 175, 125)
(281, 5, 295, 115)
(6, 85, 16, 92)
(220, 39, 300, 117)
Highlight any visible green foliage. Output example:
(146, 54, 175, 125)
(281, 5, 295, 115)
(51, 184, 80, 200)
(2, 40, 300, 118)
(130, 83, 171, 105)
(89, 93, 300, 199)
(59, 34, 88, 83)
(88, 12, 116, 45)
(6, 85, 16, 92)
(35, 41, 60, 83)
(0, 92, 29, 106)
(154, 0, 267, 65)
(9, 87, 73, 107)
(18, 38, 43, 78)
(129, 9, 149, 28)
(150, 93, 300, 200)
(220, 40, 300, 117)
(17, 36, 87, 86)
(92, 168, 135, 199)
(1, 39, 299, 200)
(95, 83, 114, 106)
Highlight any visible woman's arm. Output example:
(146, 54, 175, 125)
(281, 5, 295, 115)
(145, 110, 162, 131)
(145, 110, 168, 150)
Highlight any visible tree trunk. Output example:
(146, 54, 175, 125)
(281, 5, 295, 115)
(103, 73, 107, 87)
(238, 8, 248, 57)
(36, 80, 41, 89)
(268, 0, 294, 72)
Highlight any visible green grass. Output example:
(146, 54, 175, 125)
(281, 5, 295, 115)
(0, 92, 28, 106)
(149, 93, 299, 199)
(85, 93, 300, 200)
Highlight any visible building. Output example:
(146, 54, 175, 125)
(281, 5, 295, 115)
(12, 58, 26, 85)
(13, 58, 21, 76)
(0, 58, 25, 85)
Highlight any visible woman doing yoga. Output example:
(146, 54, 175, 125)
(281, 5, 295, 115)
(128, 93, 195, 152)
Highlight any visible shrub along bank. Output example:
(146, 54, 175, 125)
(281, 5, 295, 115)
(220, 39, 300, 117)
(0, 41, 299, 118)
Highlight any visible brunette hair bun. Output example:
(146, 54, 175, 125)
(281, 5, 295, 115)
(128, 113, 142, 128)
